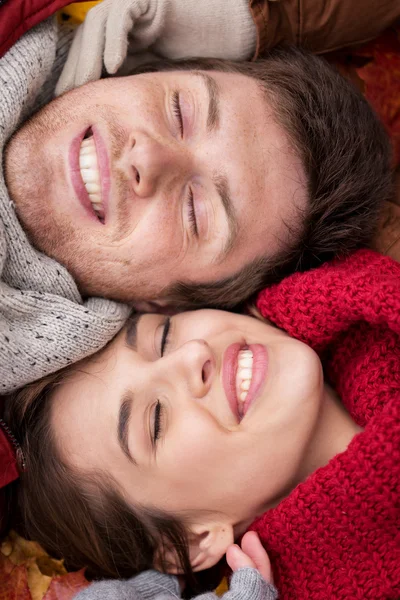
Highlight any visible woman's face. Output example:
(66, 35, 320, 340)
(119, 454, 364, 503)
(52, 310, 323, 542)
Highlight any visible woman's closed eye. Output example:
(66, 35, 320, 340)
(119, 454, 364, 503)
(152, 399, 165, 445)
(160, 317, 171, 357)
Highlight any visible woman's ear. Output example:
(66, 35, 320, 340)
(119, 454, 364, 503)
(158, 522, 235, 574)
(189, 522, 235, 571)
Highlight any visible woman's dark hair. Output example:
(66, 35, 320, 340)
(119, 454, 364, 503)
(4, 366, 199, 585)
(130, 47, 393, 308)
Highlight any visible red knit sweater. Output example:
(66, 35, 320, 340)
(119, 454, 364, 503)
(251, 250, 400, 600)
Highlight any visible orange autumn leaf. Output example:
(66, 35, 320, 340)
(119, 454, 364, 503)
(43, 570, 90, 600)
(0, 554, 31, 600)
(354, 25, 400, 167)
(0, 532, 90, 600)
(328, 23, 400, 169)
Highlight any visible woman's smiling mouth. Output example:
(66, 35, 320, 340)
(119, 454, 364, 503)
(236, 349, 253, 402)
(223, 343, 268, 421)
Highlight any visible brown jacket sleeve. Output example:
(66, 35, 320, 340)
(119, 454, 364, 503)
(249, 0, 400, 58)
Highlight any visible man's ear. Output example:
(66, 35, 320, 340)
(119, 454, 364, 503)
(158, 522, 235, 574)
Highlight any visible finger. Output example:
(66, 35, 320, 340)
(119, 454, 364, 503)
(226, 544, 256, 573)
(240, 532, 272, 583)
(74, 2, 109, 86)
(55, 25, 84, 96)
(104, 0, 143, 73)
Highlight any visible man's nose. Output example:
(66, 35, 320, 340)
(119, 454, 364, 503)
(128, 133, 190, 198)
(167, 340, 215, 399)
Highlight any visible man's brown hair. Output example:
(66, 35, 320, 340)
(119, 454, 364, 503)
(133, 47, 392, 308)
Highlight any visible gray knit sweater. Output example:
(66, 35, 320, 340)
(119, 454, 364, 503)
(75, 568, 278, 600)
(0, 19, 129, 394)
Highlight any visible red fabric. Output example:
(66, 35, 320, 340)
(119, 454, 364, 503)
(0, 429, 18, 489)
(251, 250, 400, 600)
(0, 405, 19, 534)
(0, 0, 87, 59)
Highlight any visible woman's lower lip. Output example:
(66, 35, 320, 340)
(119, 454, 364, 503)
(69, 128, 100, 223)
(242, 344, 268, 418)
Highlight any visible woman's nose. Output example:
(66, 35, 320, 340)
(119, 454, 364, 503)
(168, 340, 215, 399)
(128, 133, 189, 198)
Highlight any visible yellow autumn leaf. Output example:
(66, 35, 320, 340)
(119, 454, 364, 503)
(27, 561, 52, 600)
(59, 2, 102, 25)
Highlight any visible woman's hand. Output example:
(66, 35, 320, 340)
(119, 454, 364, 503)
(56, 0, 256, 96)
(226, 531, 273, 584)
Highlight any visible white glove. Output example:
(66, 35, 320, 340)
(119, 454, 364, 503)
(56, 0, 256, 96)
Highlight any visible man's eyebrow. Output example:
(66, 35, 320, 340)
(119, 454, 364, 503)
(117, 391, 137, 465)
(194, 71, 221, 133)
(125, 313, 143, 350)
(213, 173, 239, 259)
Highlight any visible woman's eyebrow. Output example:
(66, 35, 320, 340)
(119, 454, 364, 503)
(117, 391, 137, 465)
(125, 313, 143, 350)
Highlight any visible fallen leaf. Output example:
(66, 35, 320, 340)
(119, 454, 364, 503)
(215, 577, 229, 596)
(4, 531, 47, 566)
(43, 570, 91, 600)
(36, 557, 66, 578)
(0, 533, 89, 600)
(328, 23, 400, 168)
(0, 554, 31, 600)
(27, 561, 52, 600)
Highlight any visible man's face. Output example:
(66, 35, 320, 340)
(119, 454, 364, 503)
(5, 70, 306, 302)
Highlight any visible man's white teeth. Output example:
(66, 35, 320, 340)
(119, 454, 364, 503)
(236, 349, 253, 404)
(79, 136, 104, 219)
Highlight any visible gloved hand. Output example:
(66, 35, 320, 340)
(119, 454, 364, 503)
(56, 0, 256, 96)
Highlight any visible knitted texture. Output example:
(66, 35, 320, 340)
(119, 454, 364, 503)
(75, 567, 278, 600)
(0, 19, 130, 393)
(56, 0, 256, 94)
(252, 249, 400, 600)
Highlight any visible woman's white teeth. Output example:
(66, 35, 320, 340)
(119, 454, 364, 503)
(241, 379, 251, 391)
(239, 368, 252, 379)
(239, 353, 253, 368)
(237, 349, 253, 404)
(79, 136, 104, 218)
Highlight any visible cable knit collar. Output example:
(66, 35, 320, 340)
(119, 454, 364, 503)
(0, 19, 129, 394)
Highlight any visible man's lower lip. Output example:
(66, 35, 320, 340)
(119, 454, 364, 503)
(69, 128, 100, 223)
(241, 344, 268, 418)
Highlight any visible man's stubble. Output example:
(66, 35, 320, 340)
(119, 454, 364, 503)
(4, 100, 104, 295)
(4, 97, 137, 299)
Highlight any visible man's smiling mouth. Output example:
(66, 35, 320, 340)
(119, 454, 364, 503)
(79, 129, 105, 222)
